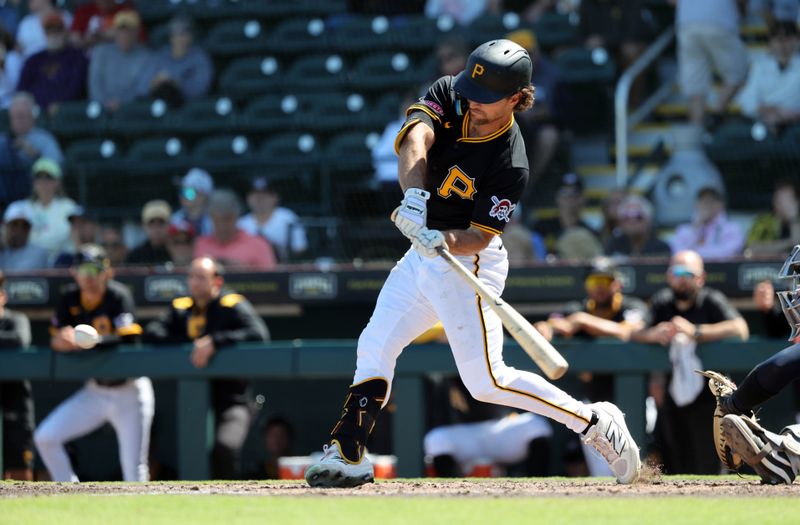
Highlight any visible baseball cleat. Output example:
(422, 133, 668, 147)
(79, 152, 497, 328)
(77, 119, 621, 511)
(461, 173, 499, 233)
(583, 402, 642, 484)
(720, 415, 796, 485)
(304, 442, 374, 488)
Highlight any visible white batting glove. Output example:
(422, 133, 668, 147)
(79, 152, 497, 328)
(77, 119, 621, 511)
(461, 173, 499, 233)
(412, 227, 447, 258)
(392, 188, 430, 240)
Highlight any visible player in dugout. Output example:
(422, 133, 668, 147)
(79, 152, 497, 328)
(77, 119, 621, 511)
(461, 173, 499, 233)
(34, 244, 154, 482)
(304, 39, 642, 488)
(144, 256, 269, 479)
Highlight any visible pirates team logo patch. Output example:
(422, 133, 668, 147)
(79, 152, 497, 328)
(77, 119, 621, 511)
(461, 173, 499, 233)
(489, 196, 515, 222)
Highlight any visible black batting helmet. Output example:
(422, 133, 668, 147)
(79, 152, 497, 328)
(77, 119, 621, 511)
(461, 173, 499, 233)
(454, 39, 532, 104)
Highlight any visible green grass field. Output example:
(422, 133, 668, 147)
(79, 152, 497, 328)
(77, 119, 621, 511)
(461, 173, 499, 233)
(2, 478, 800, 525)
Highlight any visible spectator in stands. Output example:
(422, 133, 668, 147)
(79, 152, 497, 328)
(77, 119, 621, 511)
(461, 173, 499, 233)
(172, 167, 213, 237)
(248, 416, 295, 479)
(673, 0, 749, 127)
(669, 186, 745, 259)
(502, 204, 547, 264)
(506, 29, 563, 182)
(146, 14, 212, 107)
(195, 190, 277, 271)
(88, 10, 151, 112)
(70, 0, 139, 49)
(634, 250, 749, 474)
(145, 256, 270, 479)
(34, 244, 153, 482)
(166, 219, 195, 267)
(126, 200, 171, 266)
(0, 269, 35, 481)
(16, 0, 72, 58)
(53, 205, 99, 267)
(372, 89, 417, 187)
(579, 0, 653, 106)
(600, 188, 627, 247)
(238, 177, 308, 263)
(0, 200, 49, 270)
(0, 26, 23, 108)
(17, 11, 88, 116)
(746, 178, 800, 255)
(533, 173, 601, 257)
(98, 224, 128, 267)
(737, 21, 800, 134)
(605, 194, 671, 257)
(752, 278, 793, 338)
(24, 157, 76, 258)
(424, 0, 501, 26)
(0, 92, 63, 207)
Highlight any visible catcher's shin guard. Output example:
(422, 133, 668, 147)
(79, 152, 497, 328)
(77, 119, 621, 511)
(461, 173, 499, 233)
(329, 378, 388, 463)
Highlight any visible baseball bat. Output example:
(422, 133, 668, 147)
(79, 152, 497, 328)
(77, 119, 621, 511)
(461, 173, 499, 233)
(436, 246, 569, 380)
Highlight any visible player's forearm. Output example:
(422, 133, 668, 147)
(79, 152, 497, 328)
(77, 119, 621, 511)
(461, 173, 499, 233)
(443, 228, 493, 255)
(696, 318, 749, 342)
(577, 316, 639, 342)
(397, 124, 434, 192)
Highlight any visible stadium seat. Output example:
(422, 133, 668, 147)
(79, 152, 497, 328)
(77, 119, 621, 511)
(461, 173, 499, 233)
(532, 12, 580, 50)
(47, 100, 108, 140)
(294, 93, 373, 134)
(64, 138, 122, 169)
(247, 0, 347, 18)
(387, 15, 450, 52)
(327, 16, 394, 54)
(169, 97, 239, 136)
(265, 18, 330, 55)
(259, 133, 320, 165)
(106, 99, 175, 139)
(282, 54, 350, 93)
(554, 47, 616, 85)
(464, 13, 522, 46)
(218, 56, 283, 102)
(351, 52, 430, 94)
(125, 136, 190, 165)
(192, 134, 257, 171)
(240, 94, 298, 134)
(203, 19, 271, 57)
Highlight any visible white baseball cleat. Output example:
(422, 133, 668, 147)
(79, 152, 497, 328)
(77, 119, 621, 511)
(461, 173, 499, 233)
(304, 442, 375, 488)
(583, 402, 642, 484)
(720, 415, 798, 485)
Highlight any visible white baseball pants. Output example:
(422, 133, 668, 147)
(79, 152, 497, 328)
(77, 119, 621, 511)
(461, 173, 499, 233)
(354, 237, 593, 433)
(34, 377, 155, 482)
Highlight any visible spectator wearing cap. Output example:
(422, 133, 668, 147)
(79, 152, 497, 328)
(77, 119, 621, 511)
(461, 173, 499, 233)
(237, 177, 308, 262)
(605, 194, 671, 257)
(17, 11, 87, 116)
(736, 21, 800, 135)
(22, 157, 76, 258)
(0, 26, 23, 109)
(88, 9, 152, 112)
(70, 0, 140, 49)
(506, 29, 563, 183)
(172, 168, 214, 237)
(98, 224, 128, 267)
(53, 204, 99, 268)
(0, 200, 49, 270)
(146, 14, 212, 106)
(16, 0, 72, 58)
(0, 92, 63, 207)
(195, 189, 277, 270)
(532, 173, 601, 258)
(669, 187, 744, 259)
(166, 220, 195, 267)
(127, 200, 172, 266)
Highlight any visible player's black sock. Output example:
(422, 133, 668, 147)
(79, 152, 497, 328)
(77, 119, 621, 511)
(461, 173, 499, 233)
(732, 371, 777, 413)
(432, 454, 460, 477)
(580, 413, 599, 435)
(329, 378, 388, 463)
(525, 437, 551, 476)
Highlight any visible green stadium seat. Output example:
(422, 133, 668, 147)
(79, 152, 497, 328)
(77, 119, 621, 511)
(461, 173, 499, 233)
(247, 0, 347, 18)
(240, 95, 298, 134)
(203, 19, 271, 57)
(64, 138, 122, 169)
(125, 136, 189, 164)
(294, 93, 372, 134)
(327, 16, 394, 54)
(387, 15, 449, 52)
(282, 54, 350, 93)
(464, 13, 523, 46)
(259, 133, 321, 166)
(218, 56, 283, 102)
(265, 18, 330, 55)
(351, 52, 430, 94)
(324, 131, 380, 176)
(192, 134, 257, 171)
(532, 12, 580, 50)
(106, 99, 175, 139)
(136, 0, 181, 25)
(47, 100, 108, 140)
(169, 97, 238, 136)
(554, 47, 616, 84)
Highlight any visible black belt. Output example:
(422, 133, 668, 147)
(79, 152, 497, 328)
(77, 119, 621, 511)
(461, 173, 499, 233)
(94, 379, 129, 387)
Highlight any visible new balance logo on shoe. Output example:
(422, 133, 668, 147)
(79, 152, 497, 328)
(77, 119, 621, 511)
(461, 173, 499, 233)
(606, 427, 627, 456)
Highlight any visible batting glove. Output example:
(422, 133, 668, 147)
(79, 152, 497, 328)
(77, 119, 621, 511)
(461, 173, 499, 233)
(392, 188, 430, 240)
(412, 227, 446, 258)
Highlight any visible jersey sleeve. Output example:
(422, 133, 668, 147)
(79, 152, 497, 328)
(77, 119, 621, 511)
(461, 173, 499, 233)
(51, 293, 74, 331)
(469, 167, 528, 235)
(394, 76, 452, 154)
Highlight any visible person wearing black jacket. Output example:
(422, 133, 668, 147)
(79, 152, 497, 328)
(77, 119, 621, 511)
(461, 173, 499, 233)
(145, 256, 269, 479)
(0, 270, 35, 481)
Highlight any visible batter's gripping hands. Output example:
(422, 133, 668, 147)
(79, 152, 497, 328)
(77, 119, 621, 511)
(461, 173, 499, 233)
(393, 188, 430, 240)
(413, 227, 447, 258)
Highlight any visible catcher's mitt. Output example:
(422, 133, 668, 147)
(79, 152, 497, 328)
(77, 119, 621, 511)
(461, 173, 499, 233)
(696, 370, 756, 471)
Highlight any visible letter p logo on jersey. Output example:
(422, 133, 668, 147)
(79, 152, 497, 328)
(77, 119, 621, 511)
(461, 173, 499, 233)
(471, 63, 485, 78)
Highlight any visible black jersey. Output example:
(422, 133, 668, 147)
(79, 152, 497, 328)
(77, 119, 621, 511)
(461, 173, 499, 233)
(52, 280, 142, 344)
(394, 76, 529, 235)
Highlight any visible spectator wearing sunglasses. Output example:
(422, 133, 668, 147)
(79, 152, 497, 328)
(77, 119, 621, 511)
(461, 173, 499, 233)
(605, 194, 670, 258)
(171, 168, 213, 237)
(634, 250, 749, 474)
(669, 186, 744, 260)
(127, 200, 171, 266)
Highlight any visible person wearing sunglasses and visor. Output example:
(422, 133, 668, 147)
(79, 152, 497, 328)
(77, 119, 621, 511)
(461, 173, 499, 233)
(605, 194, 670, 257)
(634, 250, 749, 474)
(34, 244, 154, 482)
(171, 167, 213, 237)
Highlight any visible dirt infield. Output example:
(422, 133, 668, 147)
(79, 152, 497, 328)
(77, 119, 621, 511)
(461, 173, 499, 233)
(2, 477, 800, 498)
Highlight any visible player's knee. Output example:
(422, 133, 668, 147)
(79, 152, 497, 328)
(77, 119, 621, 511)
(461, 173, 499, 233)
(33, 425, 60, 449)
(424, 428, 454, 457)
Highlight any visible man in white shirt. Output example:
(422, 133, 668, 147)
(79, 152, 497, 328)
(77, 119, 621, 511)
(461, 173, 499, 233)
(237, 177, 307, 262)
(737, 21, 800, 132)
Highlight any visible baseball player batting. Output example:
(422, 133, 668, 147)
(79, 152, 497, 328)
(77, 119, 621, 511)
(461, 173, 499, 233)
(704, 245, 800, 484)
(304, 39, 641, 488)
